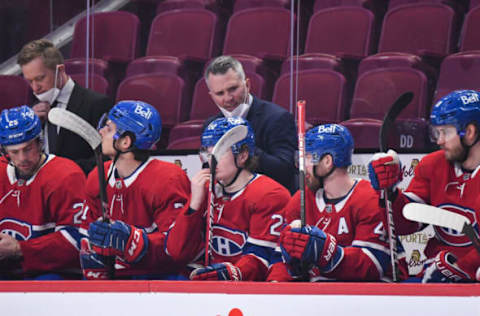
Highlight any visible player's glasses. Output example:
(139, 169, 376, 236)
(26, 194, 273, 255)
(430, 125, 458, 143)
(295, 151, 321, 168)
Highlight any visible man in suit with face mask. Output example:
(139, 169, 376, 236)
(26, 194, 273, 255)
(203, 55, 298, 193)
(17, 39, 113, 174)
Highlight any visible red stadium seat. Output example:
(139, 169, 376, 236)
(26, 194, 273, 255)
(233, 0, 290, 12)
(146, 9, 219, 62)
(305, 6, 375, 60)
(378, 3, 457, 60)
(281, 53, 345, 74)
(272, 69, 348, 125)
(350, 68, 430, 120)
(71, 11, 140, 63)
(70, 73, 110, 96)
(223, 8, 292, 61)
(433, 51, 480, 102)
(0, 75, 32, 110)
(65, 58, 109, 77)
(116, 73, 187, 129)
(460, 6, 480, 52)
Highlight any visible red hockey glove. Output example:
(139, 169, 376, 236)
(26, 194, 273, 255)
(368, 149, 402, 190)
(280, 224, 344, 276)
(190, 262, 242, 281)
(422, 251, 473, 283)
(88, 220, 148, 263)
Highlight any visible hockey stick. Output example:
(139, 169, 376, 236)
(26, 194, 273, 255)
(204, 124, 248, 265)
(403, 203, 480, 254)
(297, 100, 306, 227)
(48, 108, 114, 278)
(379, 91, 414, 282)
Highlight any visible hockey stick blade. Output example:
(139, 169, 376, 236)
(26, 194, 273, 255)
(403, 203, 480, 254)
(403, 203, 470, 232)
(48, 108, 101, 150)
(212, 125, 248, 160)
(379, 91, 414, 152)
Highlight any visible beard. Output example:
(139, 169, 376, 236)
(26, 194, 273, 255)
(444, 144, 468, 163)
(306, 173, 322, 192)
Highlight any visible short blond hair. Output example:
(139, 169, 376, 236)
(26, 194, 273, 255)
(17, 39, 64, 70)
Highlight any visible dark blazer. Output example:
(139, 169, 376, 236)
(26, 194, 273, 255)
(204, 96, 298, 193)
(52, 83, 113, 174)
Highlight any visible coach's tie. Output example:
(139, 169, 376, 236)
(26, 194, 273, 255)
(47, 101, 58, 154)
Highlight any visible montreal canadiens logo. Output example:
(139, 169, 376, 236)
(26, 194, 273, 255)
(0, 218, 32, 241)
(211, 225, 247, 257)
(434, 204, 478, 247)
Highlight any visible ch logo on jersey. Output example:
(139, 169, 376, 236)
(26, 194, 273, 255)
(434, 204, 478, 246)
(0, 219, 32, 240)
(211, 226, 247, 257)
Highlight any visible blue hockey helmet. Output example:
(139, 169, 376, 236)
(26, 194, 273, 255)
(305, 123, 354, 167)
(201, 117, 255, 156)
(430, 90, 480, 138)
(0, 105, 42, 146)
(106, 100, 162, 150)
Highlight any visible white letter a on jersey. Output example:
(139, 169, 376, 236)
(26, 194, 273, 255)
(337, 217, 349, 235)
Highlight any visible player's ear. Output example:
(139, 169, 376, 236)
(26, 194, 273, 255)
(118, 133, 134, 150)
(465, 123, 479, 145)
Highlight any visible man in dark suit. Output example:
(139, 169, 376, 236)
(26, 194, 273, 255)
(204, 56, 298, 193)
(18, 39, 113, 174)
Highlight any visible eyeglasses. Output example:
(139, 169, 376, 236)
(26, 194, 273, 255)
(430, 126, 458, 142)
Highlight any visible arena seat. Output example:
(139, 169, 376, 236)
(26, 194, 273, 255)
(378, 3, 457, 61)
(71, 11, 140, 64)
(460, 6, 480, 52)
(305, 6, 375, 60)
(433, 51, 480, 102)
(70, 73, 110, 95)
(146, 9, 220, 62)
(116, 73, 187, 130)
(350, 67, 430, 120)
(272, 69, 348, 125)
(223, 8, 292, 61)
(0, 75, 32, 110)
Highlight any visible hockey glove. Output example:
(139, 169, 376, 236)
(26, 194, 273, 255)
(80, 238, 109, 280)
(88, 220, 148, 263)
(422, 251, 473, 283)
(190, 262, 242, 281)
(280, 225, 344, 274)
(368, 149, 402, 190)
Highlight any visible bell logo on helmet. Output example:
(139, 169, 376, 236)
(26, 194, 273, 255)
(317, 124, 337, 134)
(134, 105, 152, 120)
(460, 93, 479, 105)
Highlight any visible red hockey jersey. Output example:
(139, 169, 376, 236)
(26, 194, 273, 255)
(166, 174, 290, 280)
(272, 179, 400, 281)
(85, 158, 191, 277)
(0, 155, 86, 277)
(394, 150, 480, 265)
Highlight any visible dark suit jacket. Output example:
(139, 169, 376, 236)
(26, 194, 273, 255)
(51, 83, 113, 174)
(204, 96, 298, 193)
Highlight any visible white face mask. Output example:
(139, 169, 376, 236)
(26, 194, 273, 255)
(34, 65, 61, 104)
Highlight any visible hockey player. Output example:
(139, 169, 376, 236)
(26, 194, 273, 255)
(166, 117, 290, 281)
(270, 124, 407, 281)
(369, 90, 480, 283)
(0, 105, 86, 279)
(81, 100, 191, 279)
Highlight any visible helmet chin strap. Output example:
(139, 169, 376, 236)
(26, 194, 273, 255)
(219, 155, 243, 189)
(107, 136, 135, 182)
(313, 164, 336, 189)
